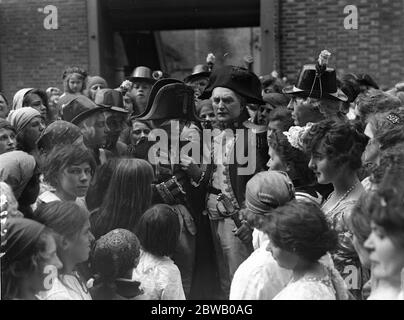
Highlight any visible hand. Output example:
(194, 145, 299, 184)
(180, 154, 202, 181)
(233, 221, 253, 244)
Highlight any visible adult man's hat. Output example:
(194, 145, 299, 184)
(199, 65, 265, 105)
(135, 78, 182, 119)
(283, 50, 348, 102)
(129, 66, 156, 84)
(136, 80, 202, 122)
(263, 92, 290, 108)
(94, 89, 128, 114)
(61, 95, 109, 125)
(184, 64, 211, 83)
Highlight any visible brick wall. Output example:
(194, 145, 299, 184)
(0, 0, 89, 100)
(277, 0, 404, 89)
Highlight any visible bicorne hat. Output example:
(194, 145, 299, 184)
(134, 79, 202, 122)
(283, 50, 348, 102)
(199, 65, 265, 105)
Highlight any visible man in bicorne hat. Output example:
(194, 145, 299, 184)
(199, 65, 268, 299)
(134, 79, 220, 299)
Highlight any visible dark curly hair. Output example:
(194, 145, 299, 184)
(267, 107, 294, 131)
(264, 200, 338, 263)
(303, 119, 369, 171)
(368, 165, 404, 248)
(267, 130, 315, 186)
(62, 66, 88, 80)
(371, 143, 404, 185)
(367, 109, 404, 151)
(356, 89, 401, 123)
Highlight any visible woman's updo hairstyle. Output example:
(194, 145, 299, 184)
(303, 119, 369, 170)
(267, 130, 315, 185)
(264, 200, 338, 262)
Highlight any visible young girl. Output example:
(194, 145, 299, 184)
(90, 229, 142, 300)
(266, 201, 349, 300)
(62, 66, 88, 96)
(33, 201, 94, 300)
(132, 204, 185, 300)
(1, 217, 62, 300)
(90, 158, 154, 240)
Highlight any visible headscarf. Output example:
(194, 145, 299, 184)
(12, 88, 33, 111)
(87, 76, 108, 90)
(92, 229, 141, 282)
(0, 150, 36, 199)
(37, 120, 83, 153)
(1, 217, 45, 269)
(7, 107, 41, 135)
(246, 171, 295, 216)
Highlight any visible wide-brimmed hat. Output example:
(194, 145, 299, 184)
(94, 89, 128, 115)
(61, 95, 109, 125)
(199, 65, 265, 105)
(263, 92, 290, 108)
(135, 80, 202, 122)
(128, 66, 156, 84)
(283, 50, 348, 102)
(184, 64, 211, 83)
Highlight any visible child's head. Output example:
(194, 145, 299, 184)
(92, 229, 141, 283)
(264, 200, 338, 268)
(136, 204, 180, 257)
(62, 67, 88, 94)
(33, 201, 94, 272)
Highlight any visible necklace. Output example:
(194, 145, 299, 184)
(322, 181, 359, 214)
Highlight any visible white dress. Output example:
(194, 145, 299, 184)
(229, 235, 292, 300)
(38, 273, 92, 300)
(132, 250, 185, 300)
(273, 265, 349, 300)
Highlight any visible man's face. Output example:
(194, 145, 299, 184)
(211, 87, 243, 123)
(256, 104, 274, 125)
(81, 112, 107, 148)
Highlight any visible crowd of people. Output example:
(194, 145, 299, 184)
(1, 49, 404, 300)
